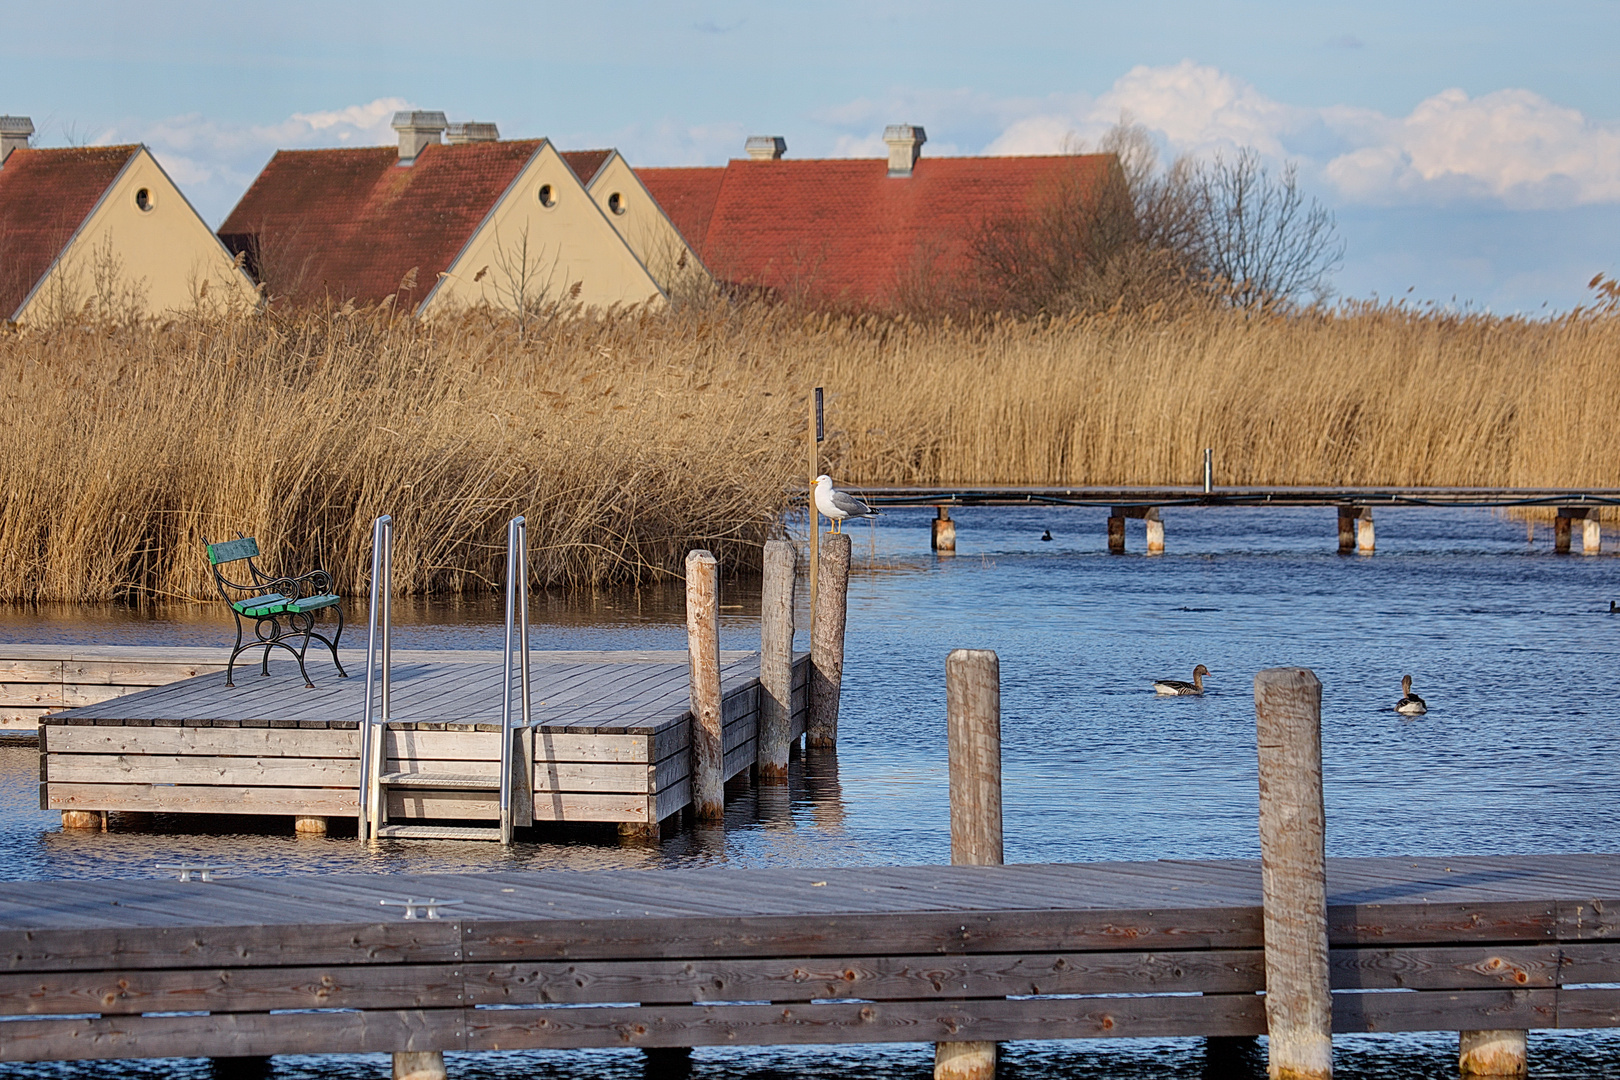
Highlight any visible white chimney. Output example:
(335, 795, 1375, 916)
(446, 122, 500, 145)
(0, 116, 33, 166)
(883, 124, 926, 177)
(744, 135, 787, 161)
(391, 110, 448, 163)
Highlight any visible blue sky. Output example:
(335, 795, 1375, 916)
(5, 0, 1617, 311)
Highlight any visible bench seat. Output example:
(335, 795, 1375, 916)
(232, 592, 292, 618)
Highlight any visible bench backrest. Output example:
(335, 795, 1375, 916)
(206, 537, 260, 565)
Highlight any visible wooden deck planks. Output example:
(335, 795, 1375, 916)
(2, 857, 1620, 1063)
(41, 651, 809, 825)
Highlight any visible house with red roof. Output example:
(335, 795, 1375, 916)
(218, 113, 678, 314)
(638, 126, 1124, 310)
(0, 116, 258, 326)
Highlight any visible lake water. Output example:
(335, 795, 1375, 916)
(2, 505, 1617, 1078)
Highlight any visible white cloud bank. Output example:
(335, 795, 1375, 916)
(981, 61, 1620, 210)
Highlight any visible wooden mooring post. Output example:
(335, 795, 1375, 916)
(685, 550, 724, 822)
(1255, 667, 1332, 1080)
(937, 647, 1002, 1080)
(758, 538, 797, 780)
(808, 532, 850, 748)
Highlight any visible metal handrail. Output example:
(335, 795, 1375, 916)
(499, 516, 530, 845)
(358, 514, 393, 840)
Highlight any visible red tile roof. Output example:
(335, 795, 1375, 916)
(0, 145, 137, 320)
(561, 150, 613, 186)
(219, 140, 562, 305)
(638, 153, 1120, 308)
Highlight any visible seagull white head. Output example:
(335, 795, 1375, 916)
(815, 474, 832, 488)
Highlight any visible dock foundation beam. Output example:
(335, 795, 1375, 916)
(60, 810, 100, 830)
(294, 815, 327, 836)
(1460, 1029, 1527, 1078)
(392, 1051, 446, 1080)
(1556, 507, 1599, 554)
(1108, 506, 1161, 555)
(643, 1046, 693, 1078)
(1339, 505, 1374, 553)
(931, 506, 956, 553)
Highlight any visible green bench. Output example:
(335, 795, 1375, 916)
(204, 536, 347, 688)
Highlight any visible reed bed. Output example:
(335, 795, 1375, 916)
(0, 300, 1615, 602)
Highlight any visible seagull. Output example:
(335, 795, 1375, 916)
(813, 475, 879, 533)
(1395, 674, 1427, 715)
(1153, 664, 1209, 696)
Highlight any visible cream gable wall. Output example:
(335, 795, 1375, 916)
(15, 148, 258, 325)
(585, 153, 713, 297)
(424, 141, 665, 316)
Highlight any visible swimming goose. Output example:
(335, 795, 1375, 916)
(813, 475, 880, 533)
(1395, 674, 1427, 715)
(1153, 664, 1209, 696)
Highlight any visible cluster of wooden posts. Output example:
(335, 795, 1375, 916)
(681, 533, 853, 823)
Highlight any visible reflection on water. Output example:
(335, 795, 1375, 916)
(2, 506, 1619, 1077)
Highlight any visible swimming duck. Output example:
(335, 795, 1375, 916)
(1395, 674, 1427, 715)
(1154, 664, 1209, 696)
(1040, 529, 1053, 542)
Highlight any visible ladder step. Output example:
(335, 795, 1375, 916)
(377, 772, 501, 790)
(375, 824, 504, 841)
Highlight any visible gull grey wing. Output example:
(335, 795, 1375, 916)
(829, 490, 878, 517)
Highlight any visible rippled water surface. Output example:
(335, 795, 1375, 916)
(2, 506, 1617, 1077)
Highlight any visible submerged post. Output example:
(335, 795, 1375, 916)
(937, 648, 1002, 1080)
(1555, 508, 1575, 554)
(1336, 507, 1356, 553)
(686, 550, 724, 822)
(808, 532, 851, 748)
(1107, 512, 1126, 554)
(1144, 507, 1164, 554)
(1254, 666, 1332, 1080)
(1459, 1029, 1528, 1078)
(758, 538, 797, 780)
(932, 505, 957, 553)
(1584, 516, 1602, 555)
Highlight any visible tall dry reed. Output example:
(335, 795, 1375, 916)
(0, 300, 1615, 602)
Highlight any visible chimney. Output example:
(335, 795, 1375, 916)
(744, 135, 787, 161)
(446, 122, 500, 145)
(391, 110, 448, 163)
(882, 124, 926, 177)
(0, 116, 33, 166)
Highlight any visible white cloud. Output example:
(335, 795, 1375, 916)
(69, 97, 414, 224)
(969, 62, 1620, 210)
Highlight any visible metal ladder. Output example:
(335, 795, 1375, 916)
(359, 516, 531, 844)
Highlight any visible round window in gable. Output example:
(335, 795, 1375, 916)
(134, 187, 154, 212)
(538, 183, 557, 208)
(607, 192, 625, 215)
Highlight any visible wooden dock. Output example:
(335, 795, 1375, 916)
(38, 650, 809, 832)
(850, 484, 1620, 509)
(850, 485, 1620, 554)
(0, 854, 1617, 1063)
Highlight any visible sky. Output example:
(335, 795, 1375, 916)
(4, 0, 1617, 312)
